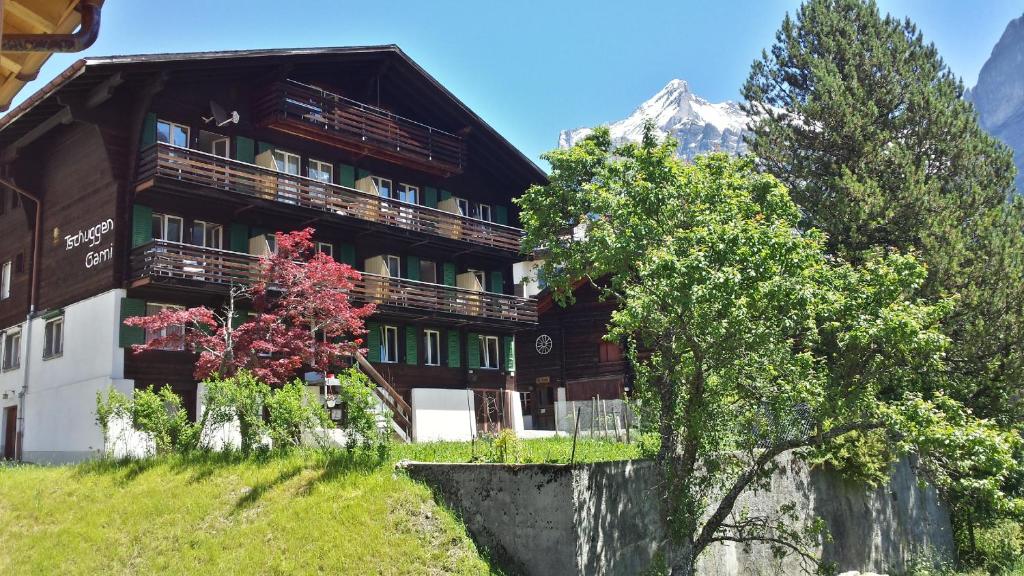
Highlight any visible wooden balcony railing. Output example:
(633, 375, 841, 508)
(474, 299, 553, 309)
(130, 241, 538, 324)
(136, 142, 523, 253)
(255, 79, 464, 176)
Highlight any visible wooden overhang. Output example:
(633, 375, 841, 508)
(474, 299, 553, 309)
(0, 46, 549, 192)
(0, 0, 104, 111)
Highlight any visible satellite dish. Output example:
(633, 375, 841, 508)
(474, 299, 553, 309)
(202, 100, 240, 127)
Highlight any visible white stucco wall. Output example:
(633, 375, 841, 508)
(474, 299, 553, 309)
(411, 388, 477, 442)
(4, 289, 132, 463)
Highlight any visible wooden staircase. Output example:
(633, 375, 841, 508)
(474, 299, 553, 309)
(353, 352, 413, 442)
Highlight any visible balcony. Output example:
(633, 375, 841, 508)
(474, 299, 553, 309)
(135, 142, 523, 253)
(129, 241, 538, 326)
(255, 80, 464, 176)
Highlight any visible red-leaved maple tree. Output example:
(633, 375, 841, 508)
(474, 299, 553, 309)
(124, 228, 375, 384)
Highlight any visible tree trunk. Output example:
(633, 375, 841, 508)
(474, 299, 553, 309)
(656, 376, 699, 576)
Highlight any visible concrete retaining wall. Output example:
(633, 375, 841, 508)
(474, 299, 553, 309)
(404, 454, 954, 576)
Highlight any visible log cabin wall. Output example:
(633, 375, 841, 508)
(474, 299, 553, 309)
(0, 186, 33, 329)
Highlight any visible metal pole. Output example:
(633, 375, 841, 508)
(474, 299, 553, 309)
(570, 406, 581, 465)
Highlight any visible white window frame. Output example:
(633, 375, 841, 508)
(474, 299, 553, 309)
(308, 159, 333, 183)
(480, 335, 500, 369)
(478, 203, 493, 222)
(471, 270, 486, 290)
(156, 119, 190, 148)
(371, 176, 393, 199)
(456, 197, 469, 217)
(145, 303, 186, 350)
(192, 220, 223, 249)
(153, 213, 184, 243)
(271, 150, 301, 175)
(424, 329, 440, 366)
(385, 255, 401, 278)
(42, 316, 64, 360)
(1, 260, 10, 300)
(397, 183, 418, 204)
(381, 325, 399, 363)
(211, 136, 229, 158)
(2, 330, 21, 371)
(316, 242, 333, 258)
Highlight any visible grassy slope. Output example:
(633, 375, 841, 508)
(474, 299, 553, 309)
(0, 453, 494, 576)
(0, 438, 638, 576)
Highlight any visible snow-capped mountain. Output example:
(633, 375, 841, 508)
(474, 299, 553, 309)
(558, 79, 751, 160)
(969, 13, 1024, 193)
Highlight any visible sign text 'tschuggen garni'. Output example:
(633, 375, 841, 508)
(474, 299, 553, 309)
(64, 218, 114, 269)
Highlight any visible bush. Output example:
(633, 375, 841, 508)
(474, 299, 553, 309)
(202, 371, 270, 454)
(265, 379, 332, 450)
(95, 386, 202, 455)
(333, 367, 392, 457)
(485, 429, 523, 463)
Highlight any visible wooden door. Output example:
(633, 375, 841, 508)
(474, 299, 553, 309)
(3, 406, 16, 460)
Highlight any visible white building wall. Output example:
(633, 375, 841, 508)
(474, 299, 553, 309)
(5, 289, 132, 463)
(411, 388, 477, 442)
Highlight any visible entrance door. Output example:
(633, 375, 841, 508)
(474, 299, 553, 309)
(3, 406, 16, 460)
(534, 383, 557, 430)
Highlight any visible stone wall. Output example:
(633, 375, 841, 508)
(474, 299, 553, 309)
(403, 454, 955, 576)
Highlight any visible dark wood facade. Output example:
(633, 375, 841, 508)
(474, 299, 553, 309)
(515, 282, 630, 429)
(0, 47, 545, 420)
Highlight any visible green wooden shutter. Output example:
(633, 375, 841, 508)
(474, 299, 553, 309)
(489, 270, 504, 294)
(119, 298, 146, 348)
(440, 189, 452, 201)
(338, 164, 356, 188)
(447, 330, 461, 368)
(357, 168, 371, 182)
(405, 326, 418, 365)
(230, 223, 249, 253)
(257, 141, 273, 156)
(234, 136, 255, 163)
(366, 322, 381, 362)
(338, 242, 356, 266)
(503, 336, 515, 372)
(140, 113, 157, 148)
(443, 262, 457, 286)
(424, 187, 438, 208)
(405, 255, 420, 281)
(495, 205, 508, 225)
(467, 333, 480, 369)
(132, 204, 153, 248)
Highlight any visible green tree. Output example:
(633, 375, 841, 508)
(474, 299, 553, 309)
(515, 127, 1021, 575)
(742, 0, 1024, 425)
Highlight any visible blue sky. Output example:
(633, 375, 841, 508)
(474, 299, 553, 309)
(10, 0, 1022, 167)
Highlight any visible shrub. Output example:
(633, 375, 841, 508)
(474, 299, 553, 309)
(266, 379, 332, 450)
(333, 367, 391, 456)
(486, 429, 523, 464)
(95, 386, 202, 456)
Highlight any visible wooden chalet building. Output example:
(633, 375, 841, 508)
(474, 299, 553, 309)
(0, 47, 545, 461)
(515, 280, 631, 431)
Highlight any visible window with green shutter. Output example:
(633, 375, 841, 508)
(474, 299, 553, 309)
(140, 113, 157, 148)
(405, 326, 418, 365)
(489, 270, 504, 294)
(132, 205, 153, 248)
(495, 205, 508, 225)
(467, 332, 480, 369)
(405, 255, 420, 281)
(338, 242, 356, 266)
(366, 322, 381, 362)
(443, 262, 457, 286)
(503, 336, 515, 372)
(119, 298, 146, 347)
(447, 330, 461, 368)
(230, 223, 249, 253)
(424, 187, 438, 208)
(234, 136, 255, 163)
(440, 189, 452, 201)
(338, 164, 356, 188)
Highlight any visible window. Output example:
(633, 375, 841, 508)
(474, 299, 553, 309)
(152, 213, 184, 243)
(192, 221, 223, 249)
(371, 176, 393, 199)
(424, 329, 440, 366)
(381, 325, 399, 363)
(156, 120, 190, 148)
(420, 260, 437, 284)
(480, 335, 499, 369)
(396, 183, 418, 204)
(599, 341, 623, 363)
(471, 270, 486, 290)
(308, 159, 333, 183)
(2, 330, 20, 371)
(316, 242, 333, 258)
(271, 150, 300, 175)
(385, 255, 401, 278)
(43, 316, 64, 359)
(456, 198, 469, 217)
(145, 304, 185, 350)
(478, 203, 492, 222)
(1, 261, 10, 300)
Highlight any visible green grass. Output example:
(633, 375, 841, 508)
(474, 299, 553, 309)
(395, 436, 642, 464)
(0, 437, 638, 576)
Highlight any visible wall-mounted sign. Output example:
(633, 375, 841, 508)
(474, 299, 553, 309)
(535, 376, 550, 384)
(64, 218, 114, 269)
